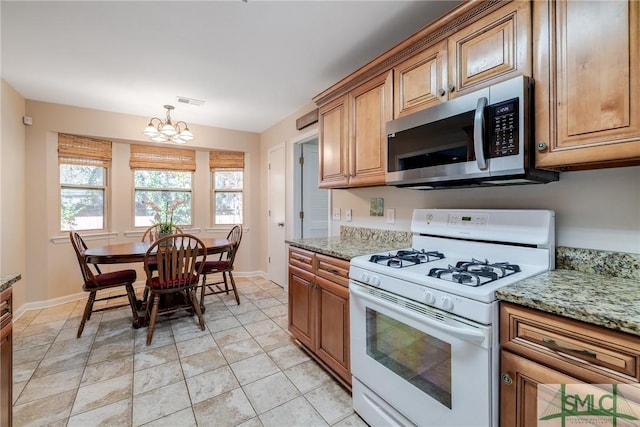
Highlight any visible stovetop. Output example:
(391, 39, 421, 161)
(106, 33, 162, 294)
(351, 238, 549, 300)
(348, 209, 555, 324)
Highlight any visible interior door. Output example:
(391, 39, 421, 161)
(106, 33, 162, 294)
(268, 144, 287, 288)
(300, 141, 328, 238)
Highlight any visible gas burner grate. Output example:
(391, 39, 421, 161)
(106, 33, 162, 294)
(428, 258, 521, 286)
(369, 249, 445, 268)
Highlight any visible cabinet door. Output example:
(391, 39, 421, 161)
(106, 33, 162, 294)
(534, 0, 640, 170)
(288, 265, 315, 349)
(394, 40, 447, 118)
(0, 327, 11, 427)
(500, 350, 583, 427)
(315, 275, 350, 385)
(319, 95, 349, 188)
(448, 0, 531, 98)
(348, 71, 393, 187)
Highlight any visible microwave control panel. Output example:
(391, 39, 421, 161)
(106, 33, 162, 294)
(487, 98, 519, 158)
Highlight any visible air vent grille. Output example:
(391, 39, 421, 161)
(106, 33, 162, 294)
(177, 97, 205, 106)
(362, 286, 447, 322)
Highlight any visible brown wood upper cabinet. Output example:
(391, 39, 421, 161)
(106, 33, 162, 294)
(534, 0, 640, 170)
(394, 1, 531, 118)
(319, 71, 392, 188)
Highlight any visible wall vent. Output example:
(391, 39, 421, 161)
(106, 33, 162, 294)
(176, 96, 205, 106)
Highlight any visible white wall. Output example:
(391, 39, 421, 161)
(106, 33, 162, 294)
(1, 80, 27, 309)
(331, 165, 640, 254)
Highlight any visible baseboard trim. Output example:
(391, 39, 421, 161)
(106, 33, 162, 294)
(12, 270, 269, 321)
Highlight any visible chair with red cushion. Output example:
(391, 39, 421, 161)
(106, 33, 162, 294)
(70, 231, 141, 338)
(197, 225, 243, 311)
(140, 224, 184, 302)
(143, 233, 206, 345)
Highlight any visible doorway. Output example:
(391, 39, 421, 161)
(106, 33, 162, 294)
(267, 144, 286, 287)
(294, 138, 328, 239)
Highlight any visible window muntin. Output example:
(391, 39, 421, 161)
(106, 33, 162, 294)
(134, 170, 192, 227)
(213, 169, 243, 224)
(60, 164, 106, 231)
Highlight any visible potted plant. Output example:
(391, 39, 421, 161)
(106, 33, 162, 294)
(143, 199, 184, 243)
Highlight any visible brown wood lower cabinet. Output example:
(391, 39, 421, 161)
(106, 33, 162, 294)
(500, 302, 640, 427)
(288, 247, 351, 386)
(1, 288, 13, 427)
(500, 349, 583, 426)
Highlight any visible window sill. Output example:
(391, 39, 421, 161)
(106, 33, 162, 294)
(51, 232, 118, 244)
(122, 228, 202, 239)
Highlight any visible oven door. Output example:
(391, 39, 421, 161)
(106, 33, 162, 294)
(349, 281, 493, 427)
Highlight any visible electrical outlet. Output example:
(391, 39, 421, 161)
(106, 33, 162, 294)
(386, 208, 395, 224)
(332, 208, 341, 221)
(345, 209, 352, 222)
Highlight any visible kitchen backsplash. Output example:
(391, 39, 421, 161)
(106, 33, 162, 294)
(556, 247, 640, 280)
(340, 226, 412, 247)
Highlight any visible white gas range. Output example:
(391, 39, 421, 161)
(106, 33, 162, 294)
(348, 209, 555, 426)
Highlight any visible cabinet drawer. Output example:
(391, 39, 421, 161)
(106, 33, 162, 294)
(0, 288, 11, 329)
(315, 254, 349, 287)
(501, 302, 640, 383)
(289, 247, 315, 272)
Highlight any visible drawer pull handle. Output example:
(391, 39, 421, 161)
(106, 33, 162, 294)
(0, 301, 8, 314)
(326, 268, 340, 274)
(292, 256, 308, 263)
(542, 337, 597, 359)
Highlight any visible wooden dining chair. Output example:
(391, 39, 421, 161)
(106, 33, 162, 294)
(140, 224, 184, 304)
(197, 225, 243, 310)
(141, 223, 184, 244)
(69, 231, 141, 338)
(143, 234, 206, 345)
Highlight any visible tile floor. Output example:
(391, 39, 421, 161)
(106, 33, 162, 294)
(11, 276, 368, 427)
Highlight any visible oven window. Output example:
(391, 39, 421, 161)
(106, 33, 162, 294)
(365, 308, 452, 409)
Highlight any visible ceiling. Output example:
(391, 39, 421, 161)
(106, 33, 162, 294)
(1, 1, 459, 133)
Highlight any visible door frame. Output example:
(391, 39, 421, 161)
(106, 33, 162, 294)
(288, 128, 321, 240)
(267, 143, 287, 287)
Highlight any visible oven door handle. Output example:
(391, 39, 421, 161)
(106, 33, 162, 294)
(351, 284, 487, 344)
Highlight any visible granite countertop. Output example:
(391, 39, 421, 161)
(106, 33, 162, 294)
(1, 273, 21, 293)
(496, 270, 640, 337)
(286, 225, 412, 261)
(286, 236, 409, 261)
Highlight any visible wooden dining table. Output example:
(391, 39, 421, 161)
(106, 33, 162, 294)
(83, 237, 232, 264)
(83, 237, 233, 328)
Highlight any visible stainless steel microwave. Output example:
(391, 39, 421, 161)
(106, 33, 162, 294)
(385, 76, 558, 189)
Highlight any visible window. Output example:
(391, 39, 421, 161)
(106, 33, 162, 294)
(210, 151, 244, 225)
(130, 145, 196, 228)
(58, 134, 111, 231)
(133, 170, 192, 227)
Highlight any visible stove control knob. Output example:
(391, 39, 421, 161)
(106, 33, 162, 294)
(423, 290, 436, 305)
(440, 296, 454, 311)
(370, 276, 381, 287)
(360, 273, 370, 284)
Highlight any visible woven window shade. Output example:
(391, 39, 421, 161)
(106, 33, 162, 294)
(130, 144, 196, 171)
(58, 134, 112, 167)
(209, 151, 245, 170)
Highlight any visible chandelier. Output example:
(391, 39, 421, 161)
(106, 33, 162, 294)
(143, 105, 194, 144)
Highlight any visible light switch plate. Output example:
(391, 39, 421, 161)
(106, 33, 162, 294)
(332, 208, 341, 221)
(386, 208, 395, 224)
(345, 209, 352, 222)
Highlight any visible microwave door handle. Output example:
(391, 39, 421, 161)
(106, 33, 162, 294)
(474, 97, 488, 170)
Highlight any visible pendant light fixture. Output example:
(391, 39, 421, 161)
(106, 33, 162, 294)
(143, 105, 194, 144)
